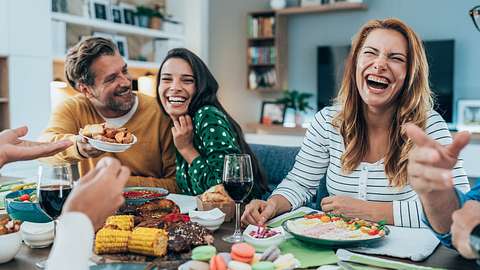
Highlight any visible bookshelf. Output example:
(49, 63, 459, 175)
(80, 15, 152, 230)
(0, 58, 9, 130)
(246, 2, 367, 93)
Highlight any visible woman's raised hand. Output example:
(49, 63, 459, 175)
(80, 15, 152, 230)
(171, 115, 194, 152)
(242, 199, 277, 226)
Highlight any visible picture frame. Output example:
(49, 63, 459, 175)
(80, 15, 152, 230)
(120, 3, 137, 26)
(260, 101, 286, 125)
(89, 0, 110, 21)
(111, 5, 122, 24)
(457, 100, 480, 132)
(114, 35, 129, 59)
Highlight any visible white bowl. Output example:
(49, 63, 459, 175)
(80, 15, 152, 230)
(243, 225, 285, 252)
(81, 134, 137, 153)
(0, 231, 21, 263)
(21, 222, 54, 248)
(189, 208, 226, 231)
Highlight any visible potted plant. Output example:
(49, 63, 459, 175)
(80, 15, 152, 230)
(276, 90, 313, 126)
(135, 6, 155, 28)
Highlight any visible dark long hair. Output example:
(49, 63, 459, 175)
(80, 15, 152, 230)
(156, 48, 269, 196)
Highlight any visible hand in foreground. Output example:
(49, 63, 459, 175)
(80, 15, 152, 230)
(62, 157, 130, 231)
(171, 115, 194, 152)
(242, 199, 277, 226)
(76, 136, 104, 158)
(451, 200, 480, 259)
(321, 195, 369, 219)
(0, 126, 72, 167)
(405, 123, 470, 195)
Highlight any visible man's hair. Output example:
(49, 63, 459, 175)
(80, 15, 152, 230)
(64, 36, 117, 90)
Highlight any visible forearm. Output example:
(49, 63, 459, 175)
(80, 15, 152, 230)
(38, 133, 83, 163)
(267, 194, 293, 218)
(363, 201, 394, 224)
(178, 146, 200, 165)
(420, 189, 459, 233)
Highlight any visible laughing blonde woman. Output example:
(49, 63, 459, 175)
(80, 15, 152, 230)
(242, 18, 470, 227)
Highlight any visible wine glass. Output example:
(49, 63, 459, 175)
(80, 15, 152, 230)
(35, 163, 73, 268)
(222, 154, 254, 243)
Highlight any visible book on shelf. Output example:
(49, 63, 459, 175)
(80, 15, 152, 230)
(248, 15, 275, 38)
(248, 46, 276, 65)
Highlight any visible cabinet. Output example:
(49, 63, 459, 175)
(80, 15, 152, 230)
(246, 2, 367, 93)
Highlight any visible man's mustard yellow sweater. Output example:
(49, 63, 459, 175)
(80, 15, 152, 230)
(40, 93, 178, 193)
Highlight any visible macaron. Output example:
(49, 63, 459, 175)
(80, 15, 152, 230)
(191, 245, 217, 261)
(179, 260, 210, 270)
(260, 246, 281, 262)
(210, 254, 227, 270)
(228, 261, 252, 270)
(231, 243, 255, 264)
(218, 252, 232, 265)
(273, 253, 300, 270)
(252, 261, 275, 270)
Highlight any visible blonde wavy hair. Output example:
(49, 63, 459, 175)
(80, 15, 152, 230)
(333, 18, 433, 187)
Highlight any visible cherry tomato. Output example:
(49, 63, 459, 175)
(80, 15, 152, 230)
(368, 229, 379, 236)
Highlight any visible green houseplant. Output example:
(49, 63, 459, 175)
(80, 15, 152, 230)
(276, 90, 313, 126)
(136, 6, 155, 28)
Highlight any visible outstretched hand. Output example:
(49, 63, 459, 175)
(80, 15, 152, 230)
(405, 123, 470, 195)
(0, 126, 72, 167)
(62, 157, 130, 231)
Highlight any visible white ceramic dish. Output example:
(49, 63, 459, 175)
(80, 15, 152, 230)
(20, 222, 54, 248)
(0, 231, 21, 263)
(243, 225, 285, 252)
(80, 134, 137, 153)
(189, 208, 225, 231)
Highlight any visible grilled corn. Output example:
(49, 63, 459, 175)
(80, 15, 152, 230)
(94, 228, 131, 254)
(104, 215, 134, 231)
(128, 227, 168, 256)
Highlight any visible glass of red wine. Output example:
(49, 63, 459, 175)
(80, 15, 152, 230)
(222, 154, 253, 243)
(36, 163, 73, 268)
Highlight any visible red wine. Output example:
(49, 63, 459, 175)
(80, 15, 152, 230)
(224, 180, 253, 203)
(39, 185, 72, 219)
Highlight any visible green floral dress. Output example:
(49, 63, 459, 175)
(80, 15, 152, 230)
(176, 105, 241, 195)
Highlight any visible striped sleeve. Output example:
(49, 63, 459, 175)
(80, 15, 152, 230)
(393, 111, 471, 227)
(270, 109, 332, 209)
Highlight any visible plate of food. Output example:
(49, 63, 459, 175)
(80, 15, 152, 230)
(123, 187, 169, 206)
(79, 123, 137, 153)
(282, 212, 389, 247)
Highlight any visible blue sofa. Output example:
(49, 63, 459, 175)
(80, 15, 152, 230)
(250, 144, 328, 209)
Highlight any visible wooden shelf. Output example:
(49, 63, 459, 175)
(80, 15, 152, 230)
(51, 12, 185, 40)
(276, 2, 367, 15)
(248, 36, 275, 41)
(0, 98, 8, 103)
(0, 57, 9, 130)
(248, 63, 276, 67)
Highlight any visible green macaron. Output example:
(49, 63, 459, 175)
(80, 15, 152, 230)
(252, 261, 275, 270)
(191, 245, 217, 261)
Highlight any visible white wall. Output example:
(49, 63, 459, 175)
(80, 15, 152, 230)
(166, 0, 209, 62)
(4, 0, 52, 139)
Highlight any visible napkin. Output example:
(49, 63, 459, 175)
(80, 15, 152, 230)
(279, 238, 338, 268)
(166, 194, 197, 214)
(337, 249, 445, 270)
(348, 226, 440, 261)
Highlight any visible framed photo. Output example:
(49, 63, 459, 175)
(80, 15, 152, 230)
(114, 35, 129, 59)
(111, 5, 122, 24)
(120, 3, 136, 26)
(260, 101, 286, 125)
(90, 0, 110, 20)
(457, 100, 480, 132)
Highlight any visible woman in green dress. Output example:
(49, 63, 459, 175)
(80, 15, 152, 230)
(156, 48, 268, 198)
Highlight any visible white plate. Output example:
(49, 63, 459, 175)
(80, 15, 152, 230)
(80, 134, 137, 153)
(166, 194, 197, 214)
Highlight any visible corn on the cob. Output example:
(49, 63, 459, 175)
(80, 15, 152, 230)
(94, 228, 131, 254)
(128, 227, 168, 257)
(104, 215, 134, 231)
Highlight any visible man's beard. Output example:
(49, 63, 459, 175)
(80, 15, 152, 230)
(106, 90, 135, 112)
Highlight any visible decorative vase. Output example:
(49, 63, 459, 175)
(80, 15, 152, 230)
(270, 0, 287, 10)
(138, 15, 150, 28)
(294, 111, 303, 127)
(150, 17, 162, 30)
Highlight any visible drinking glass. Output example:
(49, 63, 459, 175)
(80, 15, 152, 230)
(222, 154, 253, 243)
(35, 163, 73, 268)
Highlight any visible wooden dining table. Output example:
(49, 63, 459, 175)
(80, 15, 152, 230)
(0, 221, 478, 270)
